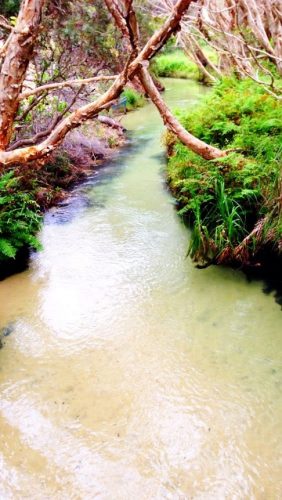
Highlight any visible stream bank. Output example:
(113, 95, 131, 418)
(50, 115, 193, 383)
(0, 118, 126, 280)
(165, 77, 282, 275)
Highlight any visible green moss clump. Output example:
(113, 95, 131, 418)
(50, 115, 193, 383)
(166, 77, 282, 266)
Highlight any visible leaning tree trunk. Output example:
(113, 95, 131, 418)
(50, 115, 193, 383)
(105, 0, 225, 160)
(0, 0, 45, 151)
(139, 67, 224, 159)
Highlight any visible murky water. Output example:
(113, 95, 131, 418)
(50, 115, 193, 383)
(0, 79, 281, 499)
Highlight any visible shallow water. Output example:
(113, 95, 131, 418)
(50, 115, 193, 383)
(0, 79, 281, 499)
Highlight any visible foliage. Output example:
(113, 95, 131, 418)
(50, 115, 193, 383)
(151, 50, 199, 80)
(59, 1, 119, 65)
(0, 171, 42, 261)
(0, 0, 20, 17)
(166, 77, 282, 266)
(44, 0, 158, 74)
(121, 87, 145, 110)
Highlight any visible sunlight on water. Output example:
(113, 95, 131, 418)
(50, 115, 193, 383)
(0, 79, 281, 499)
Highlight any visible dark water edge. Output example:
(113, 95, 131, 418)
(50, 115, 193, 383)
(0, 247, 30, 281)
(243, 250, 282, 308)
(170, 194, 282, 309)
(192, 250, 282, 308)
(0, 133, 138, 282)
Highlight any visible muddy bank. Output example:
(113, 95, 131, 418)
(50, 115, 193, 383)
(0, 118, 126, 281)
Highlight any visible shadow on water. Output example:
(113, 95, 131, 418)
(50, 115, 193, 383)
(0, 247, 30, 282)
(244, 264, 282, 309)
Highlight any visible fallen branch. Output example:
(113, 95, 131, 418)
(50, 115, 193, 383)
(98, 115, 126, 131)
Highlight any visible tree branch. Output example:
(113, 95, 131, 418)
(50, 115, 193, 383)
(0, 0, 196, 166)
(106, 0, 225, 160)
(19, 75, 118, 100)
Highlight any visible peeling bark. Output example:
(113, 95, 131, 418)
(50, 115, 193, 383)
(0, 0, 45, 150)
(139, 67, 224, 159)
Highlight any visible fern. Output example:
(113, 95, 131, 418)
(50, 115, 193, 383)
(0, 171, 42, 262)
(166, 77, 282, 265)
(0, 238, 17, 258)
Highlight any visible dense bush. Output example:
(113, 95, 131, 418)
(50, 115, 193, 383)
(166, 78, 282, 266)
(0, 171, 42, 261)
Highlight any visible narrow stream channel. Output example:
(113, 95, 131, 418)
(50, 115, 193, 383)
(0, 79, 281, 499)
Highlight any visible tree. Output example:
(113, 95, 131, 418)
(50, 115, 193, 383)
(104, 0, 224, 159)
(0, 0, 20, 17)
(155, 0, 282, 97)
(0, 0, 228, 169)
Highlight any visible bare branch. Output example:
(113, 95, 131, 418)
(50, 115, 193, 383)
(106, 0, 225, 160)
(19, 75, 118, 100)
(0, 15, 12, 31)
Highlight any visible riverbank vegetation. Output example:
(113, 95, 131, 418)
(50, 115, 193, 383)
(121, 87, 145, 111)
(151, 47, 217, 83)
(0, 118, 125, 271)
(0, 171, 41, 262)
(152, 50, 199, 80)
(166, 77, 281, 268)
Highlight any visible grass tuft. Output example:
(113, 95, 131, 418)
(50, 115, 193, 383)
(151, 50, 199, 80)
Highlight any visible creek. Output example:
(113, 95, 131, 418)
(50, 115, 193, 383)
(0, 79, 281, 499)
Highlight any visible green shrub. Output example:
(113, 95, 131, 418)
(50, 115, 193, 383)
(151, 50, 198, 80)
(121, 87, 145, 110)
(166, 77, 282, 265)
(0, 171, 42, 261)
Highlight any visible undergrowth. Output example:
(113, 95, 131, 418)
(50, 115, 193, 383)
(151, 50, 199, 80)
(0, 171, 42, 262)
(121, 87, 145, 110)
(166, 77, 282, 267)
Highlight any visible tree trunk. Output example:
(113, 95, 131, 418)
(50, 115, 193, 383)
(0, 0, 45, 150)
(138, 67, 224, 160)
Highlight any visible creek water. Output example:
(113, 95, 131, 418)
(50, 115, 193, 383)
(0, 79, 281, 499)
